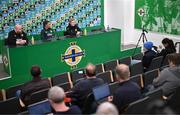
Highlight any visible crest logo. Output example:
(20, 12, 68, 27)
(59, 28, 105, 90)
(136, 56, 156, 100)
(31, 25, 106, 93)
(61, 42, 85, 69)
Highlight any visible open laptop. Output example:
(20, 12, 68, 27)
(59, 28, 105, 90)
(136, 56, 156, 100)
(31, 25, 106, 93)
(92, 83, 110, 103)
(28, 99, 52, 115)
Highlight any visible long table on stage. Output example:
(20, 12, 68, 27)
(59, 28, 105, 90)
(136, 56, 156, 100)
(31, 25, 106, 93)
(0, 29, 141, 89)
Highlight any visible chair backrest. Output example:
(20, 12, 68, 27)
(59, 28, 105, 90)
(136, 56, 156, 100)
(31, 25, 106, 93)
(0, 97, 22, 114)
(130, 74, 143, 89)
(5, 83, 24, 99)
(130, 62, 143, 77)
(96, 71, 113, 83)
(57, 82, 72, 92)
(147, 56, 163, 72)
(118, 56, 131, 66)
(71, 68, 85, 83)
(29, 88, 49, 105)
(95, 64, 104, 74)
(145, 88, 162, 100)
(104, 60, 118, 71)
(143, 69, 159, 88)
(125, 97, 150, 114)
(109, 82, 119, 94)
(161, 54, 169, 67)
(132, 53, 143, 60)
(52, 72, 71, 86)
(28, 99, 52, 115)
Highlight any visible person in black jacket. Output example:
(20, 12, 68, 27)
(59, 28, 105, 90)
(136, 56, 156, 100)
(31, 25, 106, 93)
(64, 18, 81, 36)
(142, 41, 157, 71)
(41, 20, 54, 40)
(67, 63, 104, 109)
(157, 38, 176, 58)
(20, 65, 51, 105)
(7, 24, 28, 46)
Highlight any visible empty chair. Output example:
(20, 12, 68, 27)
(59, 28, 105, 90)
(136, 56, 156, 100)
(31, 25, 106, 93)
(95, 64, 104, 74)
(0, 97, 22, 114)
(51, 72, 72, 86)
(130, 62, 143, 76)
(71, 68, 85, 83)
(143, 69, 159, 88)
(125, 97, 150, 114)
(130, 75, 143, 89)
(118, 56, 131, 66)
(5, 83, 24, 99)
(146, 56, 163, 72)
(96, 71, 113, 84)
(104, 60, 118, 71)
(109, 82, 119, 94)
(29, 88, 49, 105)
(57, 82, 72, 92)
(132, 53, 143, 60)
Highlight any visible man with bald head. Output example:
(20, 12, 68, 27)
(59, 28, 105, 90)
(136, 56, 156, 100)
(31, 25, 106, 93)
(7, 24, 28, 46)
(111, 64, 142, 113)
(67, 63, 104, 109)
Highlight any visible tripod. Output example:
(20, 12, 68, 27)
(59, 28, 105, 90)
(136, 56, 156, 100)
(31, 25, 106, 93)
(132, 27, 148, 57)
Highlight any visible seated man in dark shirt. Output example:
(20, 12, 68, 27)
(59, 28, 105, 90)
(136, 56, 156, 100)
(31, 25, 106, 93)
(67, 63, 104, 108)
(20, 65, 51, 105)
(48, 86, 82, 115)
(41, 20, 54, 41)
(64, 18, 81, 36)
(111, 64, 142, 113)
(7, 24, 28, 46)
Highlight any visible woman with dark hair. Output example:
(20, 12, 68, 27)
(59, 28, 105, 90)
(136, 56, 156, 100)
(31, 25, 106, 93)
(157, 38, 176, 57)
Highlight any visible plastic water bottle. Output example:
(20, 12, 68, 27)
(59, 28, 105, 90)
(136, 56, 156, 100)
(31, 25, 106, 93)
(31, 36, 35, 45)
(84, 28, 87, 36)
(107, 25, 110, 32)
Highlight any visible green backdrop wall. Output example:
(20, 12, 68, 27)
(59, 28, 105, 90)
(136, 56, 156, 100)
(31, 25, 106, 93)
(135, 0, 180, 35)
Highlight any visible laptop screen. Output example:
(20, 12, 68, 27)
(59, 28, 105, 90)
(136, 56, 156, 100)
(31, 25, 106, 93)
(28, 100, 52, 115)
(93, 83, 110, 101)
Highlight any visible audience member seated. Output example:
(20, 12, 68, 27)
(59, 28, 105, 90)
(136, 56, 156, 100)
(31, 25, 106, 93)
(157, 38, 176, 58)
(19, 65, 51, 105)
(67, 63, 104, 109)
(110, 64, 142, 113)
(153, 53, 180, 97)
(142, 41, 157, 71)
(48, 86, 82, 115)
(96, 102, 118, 115)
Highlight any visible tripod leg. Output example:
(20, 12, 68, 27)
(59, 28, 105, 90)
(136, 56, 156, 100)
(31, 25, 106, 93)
(132, 33, 143, 57)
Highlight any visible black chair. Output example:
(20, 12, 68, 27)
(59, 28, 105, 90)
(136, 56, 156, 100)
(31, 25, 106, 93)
(0, 97, 22, 114)
(118, 56, 131, 66)
(130, 74, 143, 89)
(168, 86, 180, 113)
(132, 53, 143, 60)
(5, 83, 24, 99)
(82, 93, 97, 114)
(125, 97, 150, 114)
(96, 71, 113, 84)
(104, 60, 118, 71)
(145, 88, 162, 100)
(71, 68, 85, 83)
(143, 69, 159, 88)
(109, 82, 119, 94)
(57, 82, 72, 92)
(161, 54, 169, 67)
(146, 56, 163, 72)
(29, 88, 49, 105)
(95, 64, 104, 74)
(130, 61, 143, 77)
(51, 72, 71, 86)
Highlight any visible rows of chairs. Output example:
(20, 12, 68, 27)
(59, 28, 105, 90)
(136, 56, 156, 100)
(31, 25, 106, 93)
(0, 53, 170, 114)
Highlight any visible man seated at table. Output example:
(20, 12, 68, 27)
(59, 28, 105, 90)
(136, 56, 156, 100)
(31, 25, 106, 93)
(41, 20, 54, 41)
(7, 24, 28, 46)
(64, 18, 81, 37)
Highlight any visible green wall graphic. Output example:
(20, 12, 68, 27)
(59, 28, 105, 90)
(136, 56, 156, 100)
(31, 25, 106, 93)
(135, 0, 180, 35)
